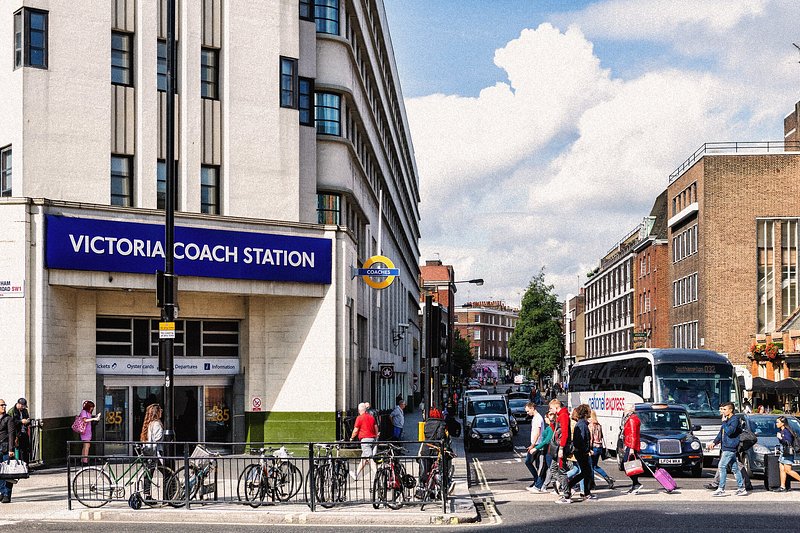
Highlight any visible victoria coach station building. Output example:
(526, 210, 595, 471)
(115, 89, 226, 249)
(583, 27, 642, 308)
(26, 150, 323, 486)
(0, 199, 369, 462)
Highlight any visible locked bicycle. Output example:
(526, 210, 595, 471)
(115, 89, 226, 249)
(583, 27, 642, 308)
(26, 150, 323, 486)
(71, 444, 176, 508)
(372, 443, 415, 510)
(167, 444, 220, 506)
(237, 446, 302, 507)
(306, 443, 350, 508)
(418, 443, 456, 511)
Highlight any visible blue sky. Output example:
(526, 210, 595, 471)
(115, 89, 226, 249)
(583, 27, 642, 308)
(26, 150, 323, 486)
(383, 0, 800, 305)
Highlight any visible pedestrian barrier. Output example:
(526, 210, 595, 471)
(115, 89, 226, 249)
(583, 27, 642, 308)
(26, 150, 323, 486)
(66, 439, 453, 512)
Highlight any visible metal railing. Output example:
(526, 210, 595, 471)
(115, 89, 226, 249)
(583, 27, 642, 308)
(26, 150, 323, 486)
(67, 439, 453, 513)
(669, 141, 800, 183)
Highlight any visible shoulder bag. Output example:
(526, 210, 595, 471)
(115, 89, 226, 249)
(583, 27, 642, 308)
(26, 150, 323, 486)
(71, 414, 87, 434)
(624, 450, 644, 477)
(0, 459, 29, 480)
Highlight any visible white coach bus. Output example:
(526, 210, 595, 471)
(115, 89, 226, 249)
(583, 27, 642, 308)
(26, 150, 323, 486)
(568, 349, 742, 464)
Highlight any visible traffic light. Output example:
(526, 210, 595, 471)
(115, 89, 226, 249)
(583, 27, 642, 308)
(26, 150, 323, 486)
(430, 304, 442, 360)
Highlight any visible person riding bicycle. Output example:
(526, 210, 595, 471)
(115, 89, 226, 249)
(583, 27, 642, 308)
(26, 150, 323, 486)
(416, 407, 448, 498)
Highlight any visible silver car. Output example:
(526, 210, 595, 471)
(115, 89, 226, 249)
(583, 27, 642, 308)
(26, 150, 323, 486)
(742, 414, 800, 477)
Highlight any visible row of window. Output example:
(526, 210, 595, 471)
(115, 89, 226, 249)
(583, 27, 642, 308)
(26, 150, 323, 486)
(638, 290, 652, 314)
(672, 181, 697, 217)
(673, 224, 698, 263)
(757, 219, 800, 333)
(585, 258, 633, 310)
(0, 146, 10, 197)
(14, 8, 47, 69)
(673, 273, 699, 307)
(111, 156, 219, 214)
(586, 293, 634, 337)
(570, 357, 651, 394)
(585, 329, 633, 358)
(673, 321, 699, 349)
(96, 316, 239, 358)
(638, 253, 651, 277)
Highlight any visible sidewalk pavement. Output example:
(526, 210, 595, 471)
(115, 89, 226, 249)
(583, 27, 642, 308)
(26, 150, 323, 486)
(2, 408, 478, 526)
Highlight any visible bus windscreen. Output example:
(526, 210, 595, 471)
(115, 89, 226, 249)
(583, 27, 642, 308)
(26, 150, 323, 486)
(656, 363, 735, 418)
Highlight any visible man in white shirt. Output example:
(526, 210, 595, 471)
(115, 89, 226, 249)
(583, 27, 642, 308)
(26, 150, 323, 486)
(524, 402, 545, 491)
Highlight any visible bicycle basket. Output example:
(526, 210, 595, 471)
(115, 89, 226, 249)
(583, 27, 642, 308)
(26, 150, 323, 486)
(403, 474, 417, 490)
(190, 444, 214, 469)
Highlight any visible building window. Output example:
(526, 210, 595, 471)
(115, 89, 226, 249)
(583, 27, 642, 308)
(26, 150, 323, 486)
(14, 8, 47, 69)
(315, 0, 339, 35)
(0, 146, 11, 197)
(201, 166, 220, 214)
(111, 31, 133, 86)
(157, 40, 180, 92)
(156, 160, 179, 210)
(757, 220, 776, 333)
(299, 0, 314, 21)
(782, 220, 799, 320)
(317, 193, 340, 224)
(299, 77, 314, 126)
(315, 92, 341, 135)
(111, 155, 133, 207)
(201, 48, 219, 99)
(280, 57, 298, 109)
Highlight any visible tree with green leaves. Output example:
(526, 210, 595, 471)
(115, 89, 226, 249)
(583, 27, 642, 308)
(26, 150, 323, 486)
(452, 328, 475, 380)
(509, 269, 564, 381)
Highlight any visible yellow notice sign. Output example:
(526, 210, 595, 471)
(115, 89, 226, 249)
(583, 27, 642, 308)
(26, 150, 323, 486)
(159, 321, 176, 339)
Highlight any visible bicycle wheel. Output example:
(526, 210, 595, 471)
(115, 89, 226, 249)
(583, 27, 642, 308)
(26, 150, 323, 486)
(167, 465, 199, 507)
(72, 467, 113, 508)
(282, 461, 303, 500)
(372, 468, 388, 509)
(333, 460, 349, 502)
(137, 465, 175, 507)
(269, 462, 295, 502)
(316, 464, 336, 509)
(385, 468, 405, 510)
(238, 464, 267, 508)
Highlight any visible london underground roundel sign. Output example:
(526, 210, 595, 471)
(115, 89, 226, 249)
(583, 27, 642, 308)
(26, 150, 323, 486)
(358, 255, 399, 290)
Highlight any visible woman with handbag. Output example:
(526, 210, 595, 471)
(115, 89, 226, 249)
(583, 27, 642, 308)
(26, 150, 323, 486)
(77, 400, 101, 465)
(622, 404, 643, 495)
(589, 410, 615, 488)
(0, 400, 17, 503)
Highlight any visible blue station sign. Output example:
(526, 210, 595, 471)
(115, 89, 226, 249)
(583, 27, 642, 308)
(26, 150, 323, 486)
(45, 215, 332, 284)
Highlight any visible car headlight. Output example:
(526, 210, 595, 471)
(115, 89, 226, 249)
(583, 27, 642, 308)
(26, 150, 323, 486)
(752, 444, 770, 455)
(690, 441, 701, 450)
(471, 432, 479, 439)
(502, 432, 511, 438)
(640, 441, 649, 450)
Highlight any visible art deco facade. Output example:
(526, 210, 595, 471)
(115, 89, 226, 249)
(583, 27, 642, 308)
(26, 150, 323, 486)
(0, 0, 420, 459)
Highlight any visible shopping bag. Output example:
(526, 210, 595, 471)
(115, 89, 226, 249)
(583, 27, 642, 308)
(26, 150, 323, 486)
(71, 415, 87, 434)
(0, 459, 29, 480)
(624, 458, 644, 476)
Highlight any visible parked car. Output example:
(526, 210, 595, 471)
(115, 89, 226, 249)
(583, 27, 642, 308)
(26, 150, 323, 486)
(467, 379, 482, 389)
(517, 383, 533, 395)
(741, 414, 800, 477)
(508, 398, 531, 423)
(459, 389, 489, 418)
(465, 414, 514, 451)
(616, 403, 704, 477)
(465, 394, 518, 435)
(507, 392, 529, 401)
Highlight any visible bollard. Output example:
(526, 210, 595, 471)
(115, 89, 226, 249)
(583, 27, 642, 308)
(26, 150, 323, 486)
(418, 421, 425, 441)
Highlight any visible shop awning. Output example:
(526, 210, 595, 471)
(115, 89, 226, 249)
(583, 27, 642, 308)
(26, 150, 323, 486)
(751, 376, 778, 393)
(773, 378, 800, 394)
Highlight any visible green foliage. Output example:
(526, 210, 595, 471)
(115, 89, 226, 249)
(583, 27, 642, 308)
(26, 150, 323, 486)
(509, 269, 564, 377)
(452, 328, 475, 378)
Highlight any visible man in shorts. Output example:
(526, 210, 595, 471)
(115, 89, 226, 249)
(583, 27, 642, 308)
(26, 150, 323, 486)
(350, 402, 379, 480)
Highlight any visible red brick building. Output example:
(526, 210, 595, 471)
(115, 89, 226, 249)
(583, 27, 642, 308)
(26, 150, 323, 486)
(454, 301, 518, 383)
(633, 190, 670, 349)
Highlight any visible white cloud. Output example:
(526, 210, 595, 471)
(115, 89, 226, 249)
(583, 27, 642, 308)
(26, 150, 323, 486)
(408, 2, 800, 303)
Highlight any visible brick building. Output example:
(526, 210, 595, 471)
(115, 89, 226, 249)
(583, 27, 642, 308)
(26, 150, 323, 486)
(454, 301, 518, 383)
(633, 190, 670, 349)
(667, 144, 800, 365)
(564, 290, 586, 367)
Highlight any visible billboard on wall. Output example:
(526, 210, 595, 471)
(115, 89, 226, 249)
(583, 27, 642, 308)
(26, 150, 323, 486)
(45, 215, 332, 284)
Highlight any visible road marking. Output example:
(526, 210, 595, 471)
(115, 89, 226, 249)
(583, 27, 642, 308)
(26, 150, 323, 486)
(470, 457, 502, 525)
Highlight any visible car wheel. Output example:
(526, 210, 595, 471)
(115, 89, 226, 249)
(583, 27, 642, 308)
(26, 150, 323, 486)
(691, 463, 703, 478)
(742, 454, 753, 479)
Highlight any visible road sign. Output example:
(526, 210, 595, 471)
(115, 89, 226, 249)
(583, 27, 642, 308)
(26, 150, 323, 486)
(380, 364, 394, 379)
(632, 332, 649, 338)
(159, 321, 176, 339)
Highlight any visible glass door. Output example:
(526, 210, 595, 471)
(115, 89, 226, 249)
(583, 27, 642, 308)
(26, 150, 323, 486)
(175, 386, 200, 443)
(102, 387, 128, 455)
(133, 386, 164, 444)
(204, 386, 232, 443)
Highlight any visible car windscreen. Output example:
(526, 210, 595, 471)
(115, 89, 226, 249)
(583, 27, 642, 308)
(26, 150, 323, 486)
(474, 416, 508, 429)
(468, 399, 508, 416)
(748, 416, 800, 436)
(638, 410, 690, 431)
(508, 399, 528, 409)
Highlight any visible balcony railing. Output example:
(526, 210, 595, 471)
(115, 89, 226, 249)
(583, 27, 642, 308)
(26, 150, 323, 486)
(669, 141, 800, 183)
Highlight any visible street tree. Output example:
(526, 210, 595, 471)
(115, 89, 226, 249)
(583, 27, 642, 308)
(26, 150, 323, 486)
(452, 328, 475, 380)
(509, 269, 564, 381)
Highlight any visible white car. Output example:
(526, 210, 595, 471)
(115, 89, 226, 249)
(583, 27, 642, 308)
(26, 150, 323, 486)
(460, 389, 488, 418)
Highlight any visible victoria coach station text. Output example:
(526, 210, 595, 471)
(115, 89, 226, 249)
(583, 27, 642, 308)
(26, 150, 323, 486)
(68, 234, 317, 267)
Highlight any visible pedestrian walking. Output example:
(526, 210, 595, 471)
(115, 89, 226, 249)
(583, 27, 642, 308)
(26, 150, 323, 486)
(706, 402, 748, 496)
(524, 402, 544, 492)
(0, 400, 16, 503)
(546, 399, 572, 500)
(532, 411, 555, 492)
(390, 399, 406, 440)
(774, 415, 800, 492)
(139, 403, 164, 501)
(350, 402, 379, 480)
(9, 398, 31, 464)
(77, 400, 101, 465)
(589, 411, 614, 489)
(622, 404, 643, 495)
(558, 404, 594, 503)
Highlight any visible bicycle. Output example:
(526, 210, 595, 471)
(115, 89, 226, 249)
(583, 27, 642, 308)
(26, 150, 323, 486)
(306, 443, 349, 508)
(372, 443, 414, 510)
(418, 443, 456, 511)
(237, 446, 302, 507)
(168, 444, 220, 506)
(71, 444, 176, 508)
